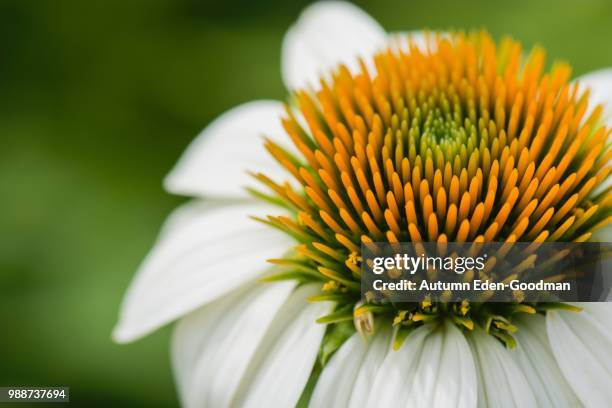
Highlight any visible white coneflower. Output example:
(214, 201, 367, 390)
(114, 2, 612, 407)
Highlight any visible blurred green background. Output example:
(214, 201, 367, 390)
(0, 0, 611, 406)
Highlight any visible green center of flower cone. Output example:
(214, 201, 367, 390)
(251, 31, 611, 351)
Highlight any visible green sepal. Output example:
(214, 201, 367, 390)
(355, 303, 393, 316)
(506, 303, 537, 315)
(295, 363, 321, 408)
(250, 215, 314, 243)
(259, 270, 320, 284)
(308, 293, 352, 303)
(317, 320, 355, 366)
(451, 315, 475, 330)
(317, 266, 361, 290)
(393, 324, 418, 350)
(491, 330, 517, 349)
(245, 187, 294, 211)
(316, 304, 354, 324)
(536, 302, 583, 313)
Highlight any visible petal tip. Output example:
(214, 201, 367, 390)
(281, 0, 386, 90)
(111, 322, 138, 344)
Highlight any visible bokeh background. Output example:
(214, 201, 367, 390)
(1, 0, 611, 406)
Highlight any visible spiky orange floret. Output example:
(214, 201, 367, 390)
(254, 31, 611, 346)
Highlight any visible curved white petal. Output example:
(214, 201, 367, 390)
(367, 321, 477, 407)
(406, 321, 477, 407)
(233, 284, 332, 407)
(172, 281, 295, 408)
(281, 1, 386, 90)
(388, 30, 452, 54)
(511, 315, 580, 407)
(388, 31, 427, 50)
(164, 100, 296, 198)
(310, 334, 368, 407)
(310, 326, 392, 407)
(113, 200, 293, 342)
(577, 68, 612, 126)
(367, 327, 429, 405)
(347, 325, 392, 407)
(468, 329, 537, 407)
(546, 303, 612, 407)
(578, 69, 612, 202)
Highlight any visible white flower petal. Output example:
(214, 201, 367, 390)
(233, 284, 332, 407)
(578, 69, 612, 202)
(310, 334, 368, 407)
(407, 321, 477, 407)
(468, 329, 537, 408)
(367, 321, 477, 407)
(171, 281, 295, 408)
(156, 199, 225, 240)
(281, 1, 386, 90)
(113, 200, 293, 342)
(310, 326, 392, 408)
(546, 303, 612, 407)
(348, 325, 392, 407)
(366, 327, 429, 405)
(388, 31, 427, 50)
(577, 68, 612, 126)
(512, 315, 580, 407)
(164, 100, 296, 198)
(388, 31, 450, 54)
